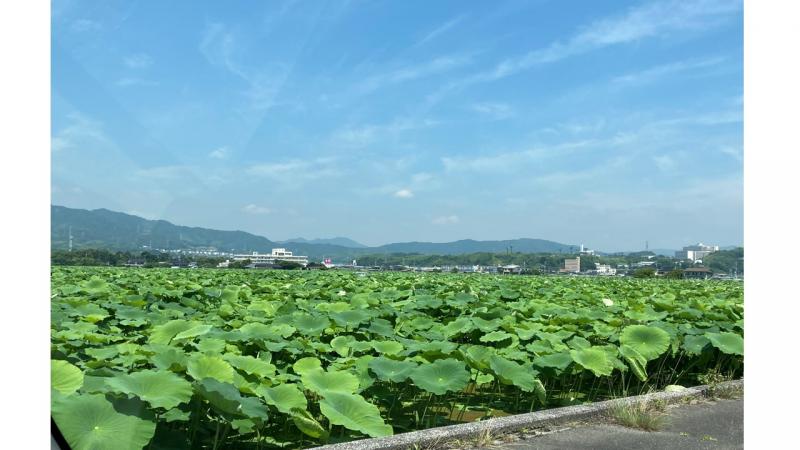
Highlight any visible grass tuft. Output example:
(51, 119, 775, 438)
(609, 400, 668, 431)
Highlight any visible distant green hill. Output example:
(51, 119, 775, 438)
(51, 205, 576, 260)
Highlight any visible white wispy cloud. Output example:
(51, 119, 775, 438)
(653, 154, 677, 172)
(470, 102, 514, 120)
(246, 157, 344, 187)
(51, 112, 110, 152)
(427, 0, 741, 103)
(432, 215, 460, 225)
(242, 204, 272, 215)
(612, 56, 726, 85)
(124, 53, 153, 69)
(199, 23, 291, 111)
(441, 139, 609, 173)
(719, 145, 743, 162)
(415, 15, 466, 46)
(393, 189, 414, 198)
(134, 165, 196, 181)
(209, 146, 231, 159)
(333, 118, 438, 147)
(358, 55, 471, 94)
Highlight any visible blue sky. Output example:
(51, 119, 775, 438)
(51, 0, 743, 251)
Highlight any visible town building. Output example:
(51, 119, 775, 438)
(675, 243, 719, 261)
(229, 248, 309, 267)
(562, 257, 581, 273)
(683, 267, 713, 280)
(595, 263, 617, 276)
(579, 244, 595, 256)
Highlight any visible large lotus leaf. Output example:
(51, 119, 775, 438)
(239, 323, 282, 341)
(619, 325, 670, 361)
(471, 317, 502, 332)
(331, 335, 357, 357)
(370, 341, 404, 356)
(52, 360, 84, 395)
(293, 314, 331, 336)
(567, 336, 592, 350)
(682, 335, 711, 355)
(172, 324, 213, 341)
(569, 347, 613, 377)
(195, 338, 227, 354)
(319, 392, 393, 438)
(331, 309, 372, 327)
(293, 357, 323, 375)
(705, 332, 744, 355)
(290, 407, 328, 439)
(409, 358, 470, 395)
(51, 393, 156, 450)
(532, 351, 573, 370)
(301, 369, 360, 395)
(148, 320, 193, 345)
(223, 354, 277, 378)
(488, 355, 538, 392)
(256, 383, 307, 414)
(441, 317, 474, 337)
(479, 331, 514, 343)
(461, 345, 495, 371)
(105, 370, 192, 410)
(85, 347, 119, 361)
(406, 340, 459, 355)
(367, 357, 417, 383)
(618, 345, 648, 382)
(196, 378, 269, 420)
(187, 354, 235, 383)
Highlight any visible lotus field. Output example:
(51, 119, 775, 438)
(50, 267, 744, 449)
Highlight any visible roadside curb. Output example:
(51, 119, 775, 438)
(313, 379, 743, 450)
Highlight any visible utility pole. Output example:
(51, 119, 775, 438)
(68, 226, 73, 252)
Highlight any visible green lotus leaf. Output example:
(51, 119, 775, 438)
(162, 407, 191, 423)
(172, 324, 213, 341)
(618, 345, 648, 382)
(51, 360, 84, 395)
(682, 335, 711, 355)
(195, 338, 227, 354)
(293, 357, 323, 375)
(256, 383, 307, 414)
(290, 407, 329, 439)
(105, 370, 192, 410)
(319, 392, 393, 438)
(148, 320, 193, 345)
(239, 323, 282, 341)
(569, 347, 613, 377)
(471, 317, 502, 332)
(461, 345, 495, 371)
(704, 332, 744, 355)
(488, 355, 538, 392)
(85, 347, 119, 361)
(441, 317, 474, 337)
(532, 352, 573, 370)
(223, 354, 277, 378)
(367, 357, 417, 383)
(331, 335, 357, 357)
(301, 369, 360, 396)
(409, 358, 470, 395)
(567, 336, 592, 350)
(331, 309, 372, 327)
(479, 331, 513, 343)
(619, 325, 671, 361)
(51, 393, 156, 450)
(196, 378, 269, 420)
(293, 314, 331, 336)
(370, 341, 404, 356)
(187, 354, 235, 383)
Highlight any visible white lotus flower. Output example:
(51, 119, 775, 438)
(338, 290, 347, 296)
(602, 298, 614, 307)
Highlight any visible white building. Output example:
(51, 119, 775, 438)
(230, 248, 309, 266)
(595, 263, 617, 276)
(579, 244, 595, 256)
(675, 243, 719, 261)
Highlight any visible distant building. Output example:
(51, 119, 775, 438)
(683, 267, 713, 280)
(579, 244, 595, 256)
(562, 257, 581, 273)
(230, 248, 309, 267)
(500, 264, 522, 274)
(675, 243, 719, 261)
(595, 263, 617, 276)
(633, 261, 656, 268)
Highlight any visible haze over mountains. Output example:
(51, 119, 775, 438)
(51, 205, 580, 260)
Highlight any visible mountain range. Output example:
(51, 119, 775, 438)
(51, 205, 578, 260)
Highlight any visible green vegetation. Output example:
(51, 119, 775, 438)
(51, 268, 743, 449)
(609, 399, 667, 431)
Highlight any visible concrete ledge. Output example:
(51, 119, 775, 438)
(314, 379, 743, 450)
